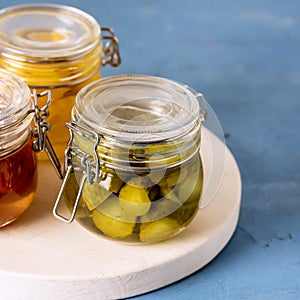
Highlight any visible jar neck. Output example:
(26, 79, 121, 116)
(102, 127, 201, 171)
(70, 118, 202, 173)
(0, 119, 32, 158)
(0, 43, 102, 88)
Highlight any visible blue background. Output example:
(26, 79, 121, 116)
(1, 0, 299, 299)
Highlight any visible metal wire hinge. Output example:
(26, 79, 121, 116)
(195, 93, 207, 121)
(182, 84, 207, 122)
(31, 89, 63, 179)
(53, 121, 105, 223)
(101, 27, 121, 67)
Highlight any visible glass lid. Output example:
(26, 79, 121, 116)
(0, 69, 32, 128)
(73, 75, 201, 142)
(0, 3, 101, 61)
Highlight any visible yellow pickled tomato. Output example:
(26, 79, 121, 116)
(119, 183, 151, 217)
(105, 174, 124, 193)
(82, 181, 111, 211)
(92, 197, 135, 238)
(139, 218, 180, 243)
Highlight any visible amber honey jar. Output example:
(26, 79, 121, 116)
(0, 3, 121, 159)
(54, 75, 207, 243)
(0, 69, 59, 227)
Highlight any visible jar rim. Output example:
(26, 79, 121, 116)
(0, 69, 32, 128)
(0, 3, 101, 61)
(73, 74, 202, 143)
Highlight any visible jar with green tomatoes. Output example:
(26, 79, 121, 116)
(54, 75, 207, 243)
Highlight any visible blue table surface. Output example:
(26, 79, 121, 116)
(2, 0, 300, 299)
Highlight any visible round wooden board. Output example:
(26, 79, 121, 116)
(0, 128, 242, 300)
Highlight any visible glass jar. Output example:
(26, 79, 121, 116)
(0, 69, 58, 227)
(54, 75, 206, 243)
(0, 3, 121, 159)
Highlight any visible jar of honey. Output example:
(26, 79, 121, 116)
(0, 69, 58, 227)
(54, 75, 207, 243)
(0, 3, 121, 159)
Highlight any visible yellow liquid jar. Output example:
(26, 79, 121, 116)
(0, 3, 121, 159)
(54, 75, 207, 244)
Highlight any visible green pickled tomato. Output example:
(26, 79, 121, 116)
(140, 198, 179, 223)
(119, 183, 151, 216)
(177, 165, 203, 204)
(92, 210, 135, 238)
(172, 200, 199, 226)
(158, 166, 181, 188)
(92, 197, 135, 238)
(160, 186, 181, 204)
(82, 181, 111, 211)
(125, 176, 152, 188)
(63, 172, 88, 218)
(139, 218, 180, 242)
(63, 172, 79, 207)
(146, 161, 181, 188)
(148, 184, 160, 201)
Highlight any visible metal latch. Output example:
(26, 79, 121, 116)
(53, 121, 106, 223)
(31, 89, 63, 179)
(101, 27, 121, 67)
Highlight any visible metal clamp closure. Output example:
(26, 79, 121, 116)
(53, 121, 104, 223)
(30, 90, 63, 179)
(101, 27, 121, 67)
(65, 121, 101, 184)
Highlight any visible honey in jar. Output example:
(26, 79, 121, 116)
(0, 70, 36, 227)
(0, 3, 121, 159)
(54, 75, 207, 243)
(0, 136, 37, 227)
(0, 68, 61, 227)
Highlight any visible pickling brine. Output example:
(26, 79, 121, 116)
(63, 148, 203, 243)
